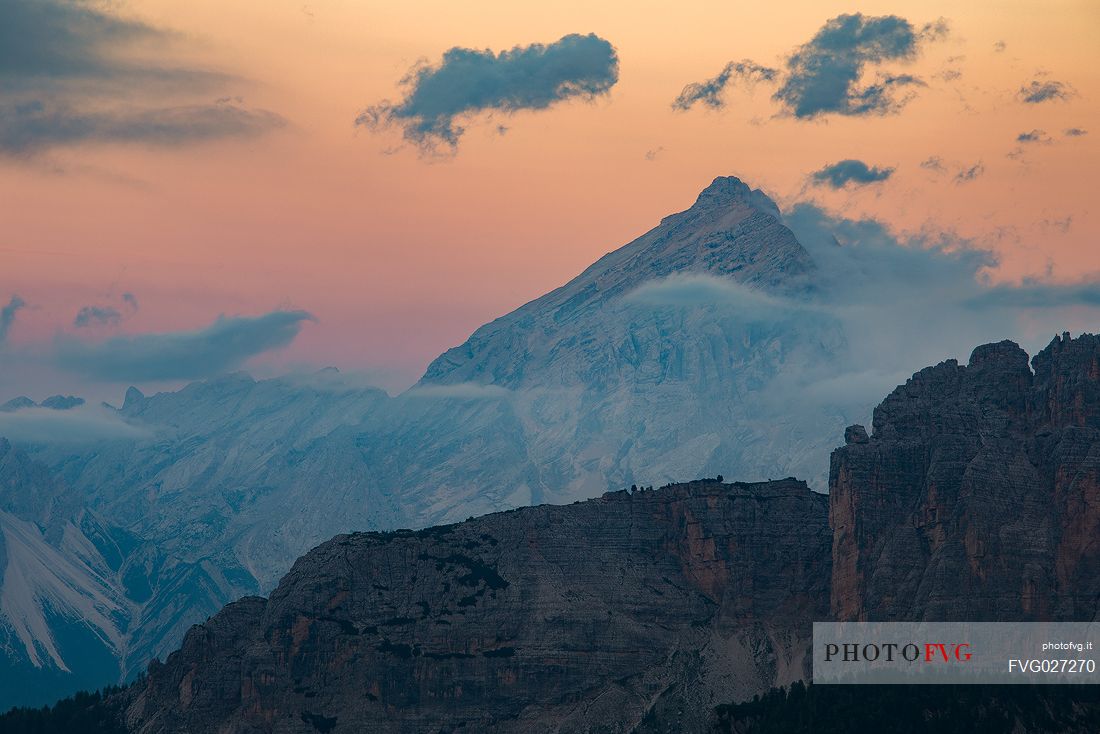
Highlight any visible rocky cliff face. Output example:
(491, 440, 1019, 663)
(121, 479, 830, 734)
(830, 334, 1100, 622)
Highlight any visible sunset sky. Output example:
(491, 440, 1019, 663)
(1, 0, 1097, 401)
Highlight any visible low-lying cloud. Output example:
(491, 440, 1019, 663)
(625, 273, 804, 318)
(54, 309, 315, 382)
(0, 404, 149, 444)
(810, 159, 894, 188)
(402, 383, 511, 401)
(358, 33, 619, 151)
(624, 200, 1100, 431)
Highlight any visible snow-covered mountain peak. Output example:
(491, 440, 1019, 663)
(421, 175, 815, 388)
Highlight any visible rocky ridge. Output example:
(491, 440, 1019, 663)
(125, 479, 829, 733)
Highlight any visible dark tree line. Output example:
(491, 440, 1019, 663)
(0, 688, 126, 734)
(714, 681, 1100, 734)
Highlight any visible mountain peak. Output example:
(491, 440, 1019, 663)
(695, 175, 752, 203)
(122, 386, 145, 411)
(686, 176, 782, 220)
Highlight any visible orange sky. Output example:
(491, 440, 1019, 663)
(1, 0, 1097, 397)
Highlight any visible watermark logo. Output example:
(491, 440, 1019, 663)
(813, 622, 1098, 684)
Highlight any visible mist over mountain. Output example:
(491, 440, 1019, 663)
(2, 176, 1099, 709)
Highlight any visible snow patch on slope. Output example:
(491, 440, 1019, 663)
(0, 512, 127, 670)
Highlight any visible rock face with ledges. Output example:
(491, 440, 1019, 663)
(122, 479, 830, 734)
(830, 334, 1100, 622)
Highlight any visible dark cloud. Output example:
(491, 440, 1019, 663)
(357, 33, 619, 151)
(1018, 79, 1076, 104)
(0, 0, 283, 157)
(671, 60, 777, 111)
(1065, 128, 1088, 137)
(122, 293, 139, 309)
(74, 305, 121, 328)
(954, 162, 984, 183)
(993, 40, 1007, 53)
(773, 14, 946, 118)
(0, 295, 26, 343)
(810, 159, 894, 188)
(1017, 129, 1051, 143)
(676, 14, 947, 120)
(0, 0, 162, 86)
(0, 100, 285, 157)
(54, 309, 315, 382)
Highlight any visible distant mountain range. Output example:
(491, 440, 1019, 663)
(17, 332, 1099, 732)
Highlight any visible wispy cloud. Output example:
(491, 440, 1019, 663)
(810, 159, 894, 188)
(74, 292, 140, 328)
(953, 161, 984, 183)
(357, 33, 619, 152)
(966, 280, 1100, 309)
(1064, 128, 1088, 137)
(0, 0, 284, 157)
(1017, 129, 1051, 144)
(54, 309, 315, 382)
(0, 296, 26, 344)
(920, 156, 946, 172)
(1, 100, 285, 157)
(73, 305, 121, 329)
(671, 60, 777, 111)
(1017, 79, 1076, 104)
